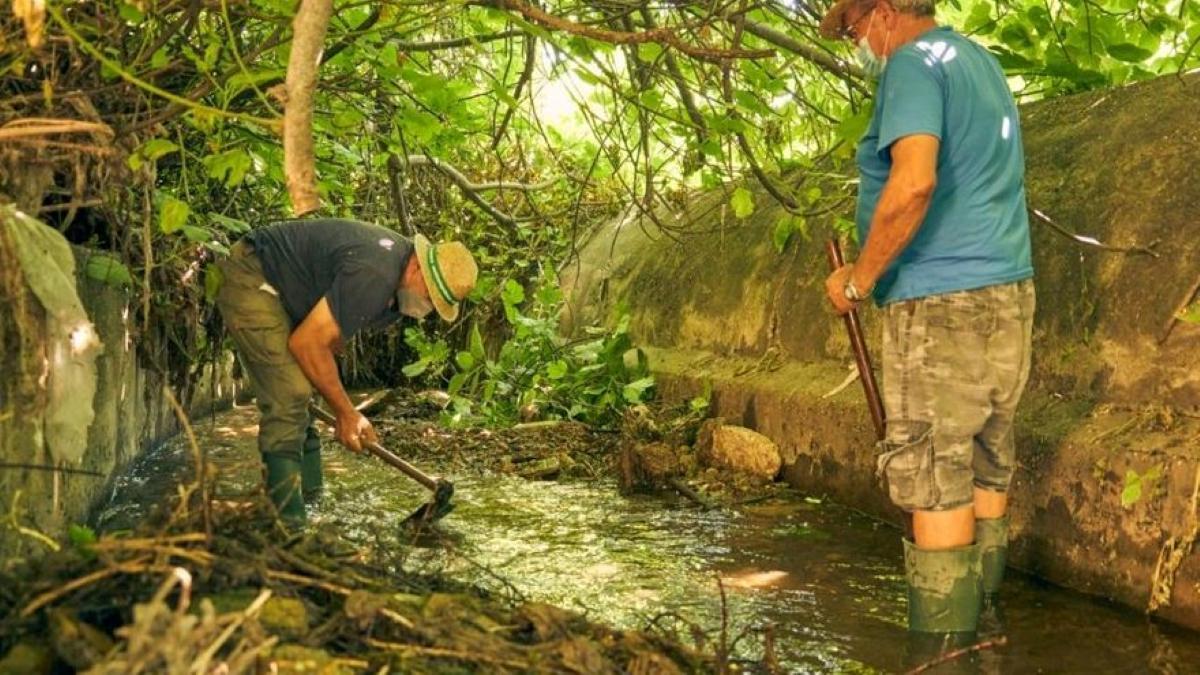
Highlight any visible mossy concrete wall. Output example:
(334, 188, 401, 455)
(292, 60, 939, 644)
(563, 73, 1200, 629)
(0, 222, 235, 560)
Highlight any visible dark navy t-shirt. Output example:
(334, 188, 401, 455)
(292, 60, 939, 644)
(246, 218, 411, 338)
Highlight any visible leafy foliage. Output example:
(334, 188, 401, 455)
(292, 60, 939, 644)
(3, 0, 1196, 392)
(405, 271, 653, 428)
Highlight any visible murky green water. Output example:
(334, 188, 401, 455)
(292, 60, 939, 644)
(100, 415, 1200, 674)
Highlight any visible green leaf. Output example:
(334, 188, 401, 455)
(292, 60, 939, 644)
(209, 213, 251, 234)
(118, 3, 144, 24)
(68, 523, 96, 546)
(546, 360, 568, 380)
(455, 351, 476, 370)
(501, 279, 525, 306)
(638, 89, 664, 111)
(1121, 465, 1162, 508)
(159, 197, 190, 234)
(204, 264, 223, 304)
(636, 42, 663, 63)
(772, 214, 794, 253)
(85, 253, 132, 287)
(181, 225, 211, 243)
(730, 187, 755, 219)
(448, 372, 468, 395)
(202, 149, 252, 188)
(1106, 43, 1155, 63)
(1177, 299, 1200, 325)
(402, 359, 429, 378)
(835, 102, 873, 145)
(733, 90, 769, 116)
(990, 47, 1038, 71)
(1120, 469, 1142, 507)
(128, 138, 179, 170)
(469, 323, 486, 360)
(622, 376, 655, 403)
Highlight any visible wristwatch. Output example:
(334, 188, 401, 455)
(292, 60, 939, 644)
(844, 279, 868, 302)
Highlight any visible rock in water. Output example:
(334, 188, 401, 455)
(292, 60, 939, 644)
(696, 419, 781, 481)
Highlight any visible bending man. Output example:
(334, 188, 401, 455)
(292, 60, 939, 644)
(216, 218, 478, 529)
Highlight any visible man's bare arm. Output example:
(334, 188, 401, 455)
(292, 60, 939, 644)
(288, 298, 375, 451)
(851, 134, 940, 291)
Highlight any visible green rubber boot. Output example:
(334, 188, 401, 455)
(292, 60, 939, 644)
(976, 516, 1009, 597)
(302, 425, 324, 502)
(263, 453, 306, 530)
(904, 538, 983, 633)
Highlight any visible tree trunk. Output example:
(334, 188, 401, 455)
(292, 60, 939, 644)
(283, 0, 333, 217)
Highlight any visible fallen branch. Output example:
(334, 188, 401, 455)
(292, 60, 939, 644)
(1158, 272, 1200, 344)
(21, 557, 161, 617)
(0, 118, 113, 141)
(7, 489, 60, 553)
(364, 638, 530, 669)
(1029, 208, 1160, 258)
(164, 385, 212, 543)
(903, 636, 1008, 675)
(669, 477, 717, 510)
(1147, 463, 1200, 614)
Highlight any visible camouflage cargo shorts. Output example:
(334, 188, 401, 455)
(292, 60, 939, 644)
(877, 279, 1035, 512)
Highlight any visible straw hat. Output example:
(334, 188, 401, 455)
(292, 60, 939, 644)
(413, 234, 478, 322)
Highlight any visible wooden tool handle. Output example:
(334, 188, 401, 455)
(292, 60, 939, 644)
(825, 239, 887, 442)
(309, 404, 439, 491)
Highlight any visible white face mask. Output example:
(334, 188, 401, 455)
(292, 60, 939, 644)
(397, 289, 434, 320)
(855, 11, 890, 79)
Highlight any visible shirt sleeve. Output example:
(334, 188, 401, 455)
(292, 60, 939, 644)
(325, 262, 396, 339)
(875, 50, 945, 157)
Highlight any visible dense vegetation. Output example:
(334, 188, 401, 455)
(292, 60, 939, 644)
(3, 0, 1196, 423)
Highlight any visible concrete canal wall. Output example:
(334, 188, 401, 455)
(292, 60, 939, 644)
(563, 72, 1200, 630)
(0, 207, 235, 560)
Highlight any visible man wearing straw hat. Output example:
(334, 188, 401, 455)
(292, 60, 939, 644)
(819, 0, 1035, 638)
(216, 218, 478, 528)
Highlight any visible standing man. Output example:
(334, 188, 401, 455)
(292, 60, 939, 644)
(216, 218, 478, 529)
(819, 0, 1035, 634)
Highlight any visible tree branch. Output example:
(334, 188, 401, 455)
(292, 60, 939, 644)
(730, 14, 870, 96)
(403, 155, 556, 192)
(474, 0, 775, 62)
(492, 35, 537, 149)
(396, 29, 524, 52)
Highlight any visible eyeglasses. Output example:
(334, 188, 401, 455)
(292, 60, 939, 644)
(842, 5, 878, 41)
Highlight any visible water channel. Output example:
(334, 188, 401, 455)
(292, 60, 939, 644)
(97, 407, 1200, 673)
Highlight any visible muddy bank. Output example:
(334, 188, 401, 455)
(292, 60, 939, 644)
(561, 72, 1200, 630)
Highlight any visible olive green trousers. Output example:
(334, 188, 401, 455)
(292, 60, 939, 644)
(215, 241, 314, 461)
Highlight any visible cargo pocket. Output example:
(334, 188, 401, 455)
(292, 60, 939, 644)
(875, 421, 939, 511)
(227, 316, 293, 367)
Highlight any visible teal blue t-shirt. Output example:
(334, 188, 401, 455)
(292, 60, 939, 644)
(856, 26, 1033, 305)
